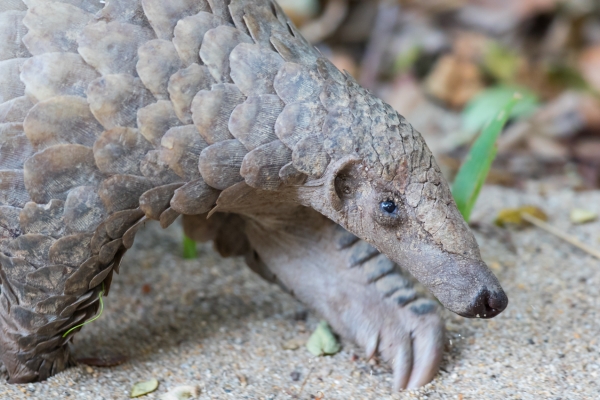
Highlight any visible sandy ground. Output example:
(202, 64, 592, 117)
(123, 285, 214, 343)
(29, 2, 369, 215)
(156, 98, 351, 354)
(0, 186, 599, 400)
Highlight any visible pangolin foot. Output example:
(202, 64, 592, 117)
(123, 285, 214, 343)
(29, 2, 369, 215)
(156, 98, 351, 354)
(356, 294, 445, 390)
(249, 219, 446, 391)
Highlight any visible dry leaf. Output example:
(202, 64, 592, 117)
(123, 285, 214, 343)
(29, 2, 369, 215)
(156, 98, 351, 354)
(329, 51, 358, 79)
(276, 0, 319, 27)
(160, 385, 200, 400)
(579, 46, 600, 92)
(131, 379, 159, 398)
(495, 206, 548, 227)
(570, 209, 598, 224)
(573, 139, 600, 163)
(425, 55, 484, 108)
(526, 136, 569, 161)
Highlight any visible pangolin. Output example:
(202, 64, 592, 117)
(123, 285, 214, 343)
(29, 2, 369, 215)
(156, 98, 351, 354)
(0, 0, 508, 390)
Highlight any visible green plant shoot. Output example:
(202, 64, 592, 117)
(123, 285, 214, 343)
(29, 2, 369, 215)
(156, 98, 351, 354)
(182, 235, 197, 259)
(62, 283, 104, 338)
(452, 93, 522, 222)
(461, 86, 538, 137)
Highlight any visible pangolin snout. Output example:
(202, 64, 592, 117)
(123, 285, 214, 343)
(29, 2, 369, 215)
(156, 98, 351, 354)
(441, 257, 509, 319)
(460, 286, 508, 319)
(391, 243, 509, 319)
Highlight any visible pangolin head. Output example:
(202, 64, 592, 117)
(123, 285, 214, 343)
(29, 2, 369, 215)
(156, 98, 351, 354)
(311, 77, 508, 318)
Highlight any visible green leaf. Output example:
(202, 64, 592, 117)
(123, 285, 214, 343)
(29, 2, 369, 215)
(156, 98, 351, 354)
(483, 41, 520, 83)
(306, 320, 341, 356)
(131, 378, 159, 398)
(462, 86, 539, 136)
(182, 235, 197, 259)
(546, 64, 591, 92)
(393, 45, 422, 75)
(452, 93, 522, 222)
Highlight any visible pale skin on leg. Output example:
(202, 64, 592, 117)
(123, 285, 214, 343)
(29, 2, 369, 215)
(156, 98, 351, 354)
(209, 204, 446, 390)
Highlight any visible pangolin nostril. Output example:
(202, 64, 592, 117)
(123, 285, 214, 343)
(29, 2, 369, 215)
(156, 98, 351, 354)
(483, 290, 509, 318)
(487, 290, 508, 313)
(460, 287, 509, 319)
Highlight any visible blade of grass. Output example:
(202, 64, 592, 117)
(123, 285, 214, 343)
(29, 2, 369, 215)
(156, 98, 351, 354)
(182, 235, 197, 259)
(461, 86, 538, 137)
(63, 283, 104, 338)
(452, 93, 522, 222)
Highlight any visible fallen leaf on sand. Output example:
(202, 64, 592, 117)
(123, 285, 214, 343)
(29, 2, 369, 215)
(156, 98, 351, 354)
(495, 206, 548, 227)
(131, 378, 159, 398)
(306, 320, 341, 356)
(160, 385, 200, 400)
(570, 209, 598, 225)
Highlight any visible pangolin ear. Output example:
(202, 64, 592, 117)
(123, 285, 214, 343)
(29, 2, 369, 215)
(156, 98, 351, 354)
(325, 155, 363, 212)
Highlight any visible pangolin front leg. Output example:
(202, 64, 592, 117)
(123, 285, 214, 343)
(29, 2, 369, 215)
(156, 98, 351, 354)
(243, 206, 444, 390)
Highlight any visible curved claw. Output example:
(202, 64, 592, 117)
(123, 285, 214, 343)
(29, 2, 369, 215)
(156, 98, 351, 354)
(407, 316, 445, 389)
(376, 300, 445, 392)
(391, 336, 413, 391)
(365, 333, 379, 360)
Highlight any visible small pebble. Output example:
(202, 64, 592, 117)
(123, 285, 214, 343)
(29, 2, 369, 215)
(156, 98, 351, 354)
(290, 371, 301, 381)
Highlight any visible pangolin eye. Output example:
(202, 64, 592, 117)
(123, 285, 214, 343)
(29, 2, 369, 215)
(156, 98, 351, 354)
(374, 197, 403, 227)
(380, 200, 397, 214)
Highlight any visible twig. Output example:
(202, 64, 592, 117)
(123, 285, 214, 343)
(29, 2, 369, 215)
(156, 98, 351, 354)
(521, 213, 600, 260)
(297, 366, 314, 398)
(359, 0, 400, 90)
(300, 0, 349, 44)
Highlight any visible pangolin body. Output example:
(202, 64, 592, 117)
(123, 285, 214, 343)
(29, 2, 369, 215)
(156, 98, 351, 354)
(0, 0, 508, 389)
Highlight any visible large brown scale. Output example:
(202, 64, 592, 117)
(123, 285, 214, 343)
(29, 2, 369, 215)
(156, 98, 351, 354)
(0, 0, 508, 390)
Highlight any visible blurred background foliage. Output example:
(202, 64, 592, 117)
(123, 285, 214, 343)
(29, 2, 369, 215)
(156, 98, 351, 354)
(276, 0, 600, 192)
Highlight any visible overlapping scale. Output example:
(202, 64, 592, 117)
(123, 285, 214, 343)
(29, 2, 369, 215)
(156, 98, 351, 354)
(0, 0, 351, 384)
